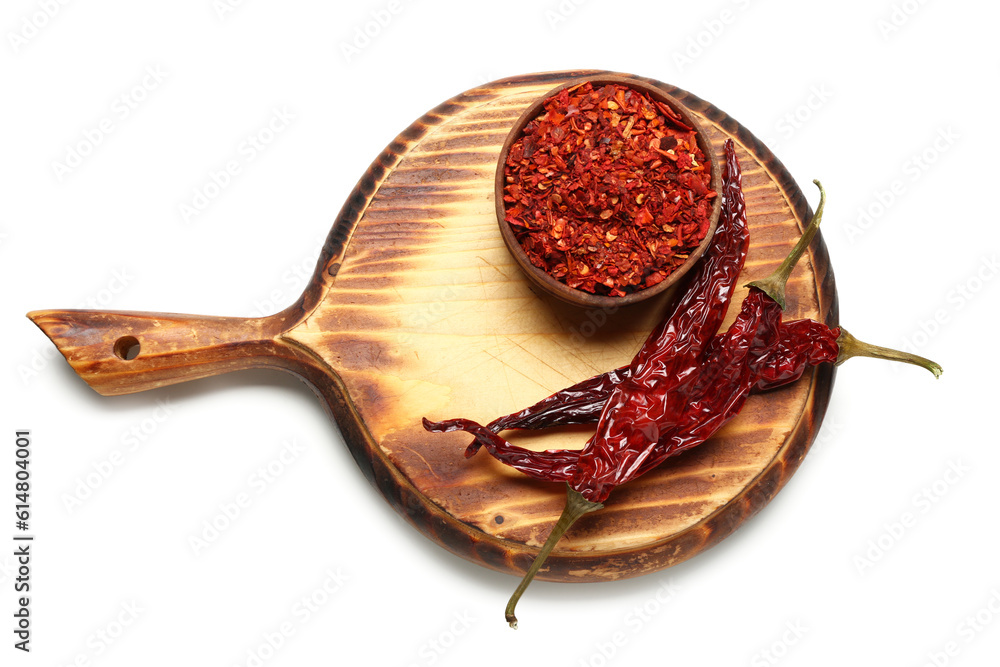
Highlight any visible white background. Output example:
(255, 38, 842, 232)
(2, 1, 998, 665)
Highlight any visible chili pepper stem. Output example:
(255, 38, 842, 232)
(836, 328, 942, 378)
(505, 485, 603, 629)
(746, 180, 827, 309)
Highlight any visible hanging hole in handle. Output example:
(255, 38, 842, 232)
(113, 336, 141, 361)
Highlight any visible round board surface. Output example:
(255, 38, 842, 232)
(29, 70, 837, 583)
(287, 70, 838, 581)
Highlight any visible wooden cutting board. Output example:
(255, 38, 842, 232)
(28, 70, 837, 583)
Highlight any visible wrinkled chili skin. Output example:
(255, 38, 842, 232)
(625, 137, 749, 381)
(483, 367, 631, 445)
(570, 287, 783, 502)
(423, 417, 579, 482)
(477, 319, 839, 436)
(753, 321, 839, 390)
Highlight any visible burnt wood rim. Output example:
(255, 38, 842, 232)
(272, 70, 839, 575)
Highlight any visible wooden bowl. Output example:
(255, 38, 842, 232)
(495, 75, 723, 309)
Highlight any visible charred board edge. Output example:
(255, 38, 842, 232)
(274, 70, 839, 582)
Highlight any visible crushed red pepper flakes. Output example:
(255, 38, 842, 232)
(503, 82, 716, 297)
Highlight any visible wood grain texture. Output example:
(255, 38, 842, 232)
(29, 70, 837, 583)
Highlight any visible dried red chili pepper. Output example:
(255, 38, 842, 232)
(429, 316, 941, 494)
(424, 322, 940, 524)
(501, 285, 787, 627)
(431, 330, 815, 628)
(475, 319, 835, 442)
(462, 317, 936, 442)
(752, 319, 838, 390)
(499, 180, 834, 627)
(503, 82, 716, 296)
(427, 144, 943, 627)
(451, 318, 834, 453)
(499, 180, 941, 627)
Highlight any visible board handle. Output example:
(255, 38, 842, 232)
(26, 309, 295, 396)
